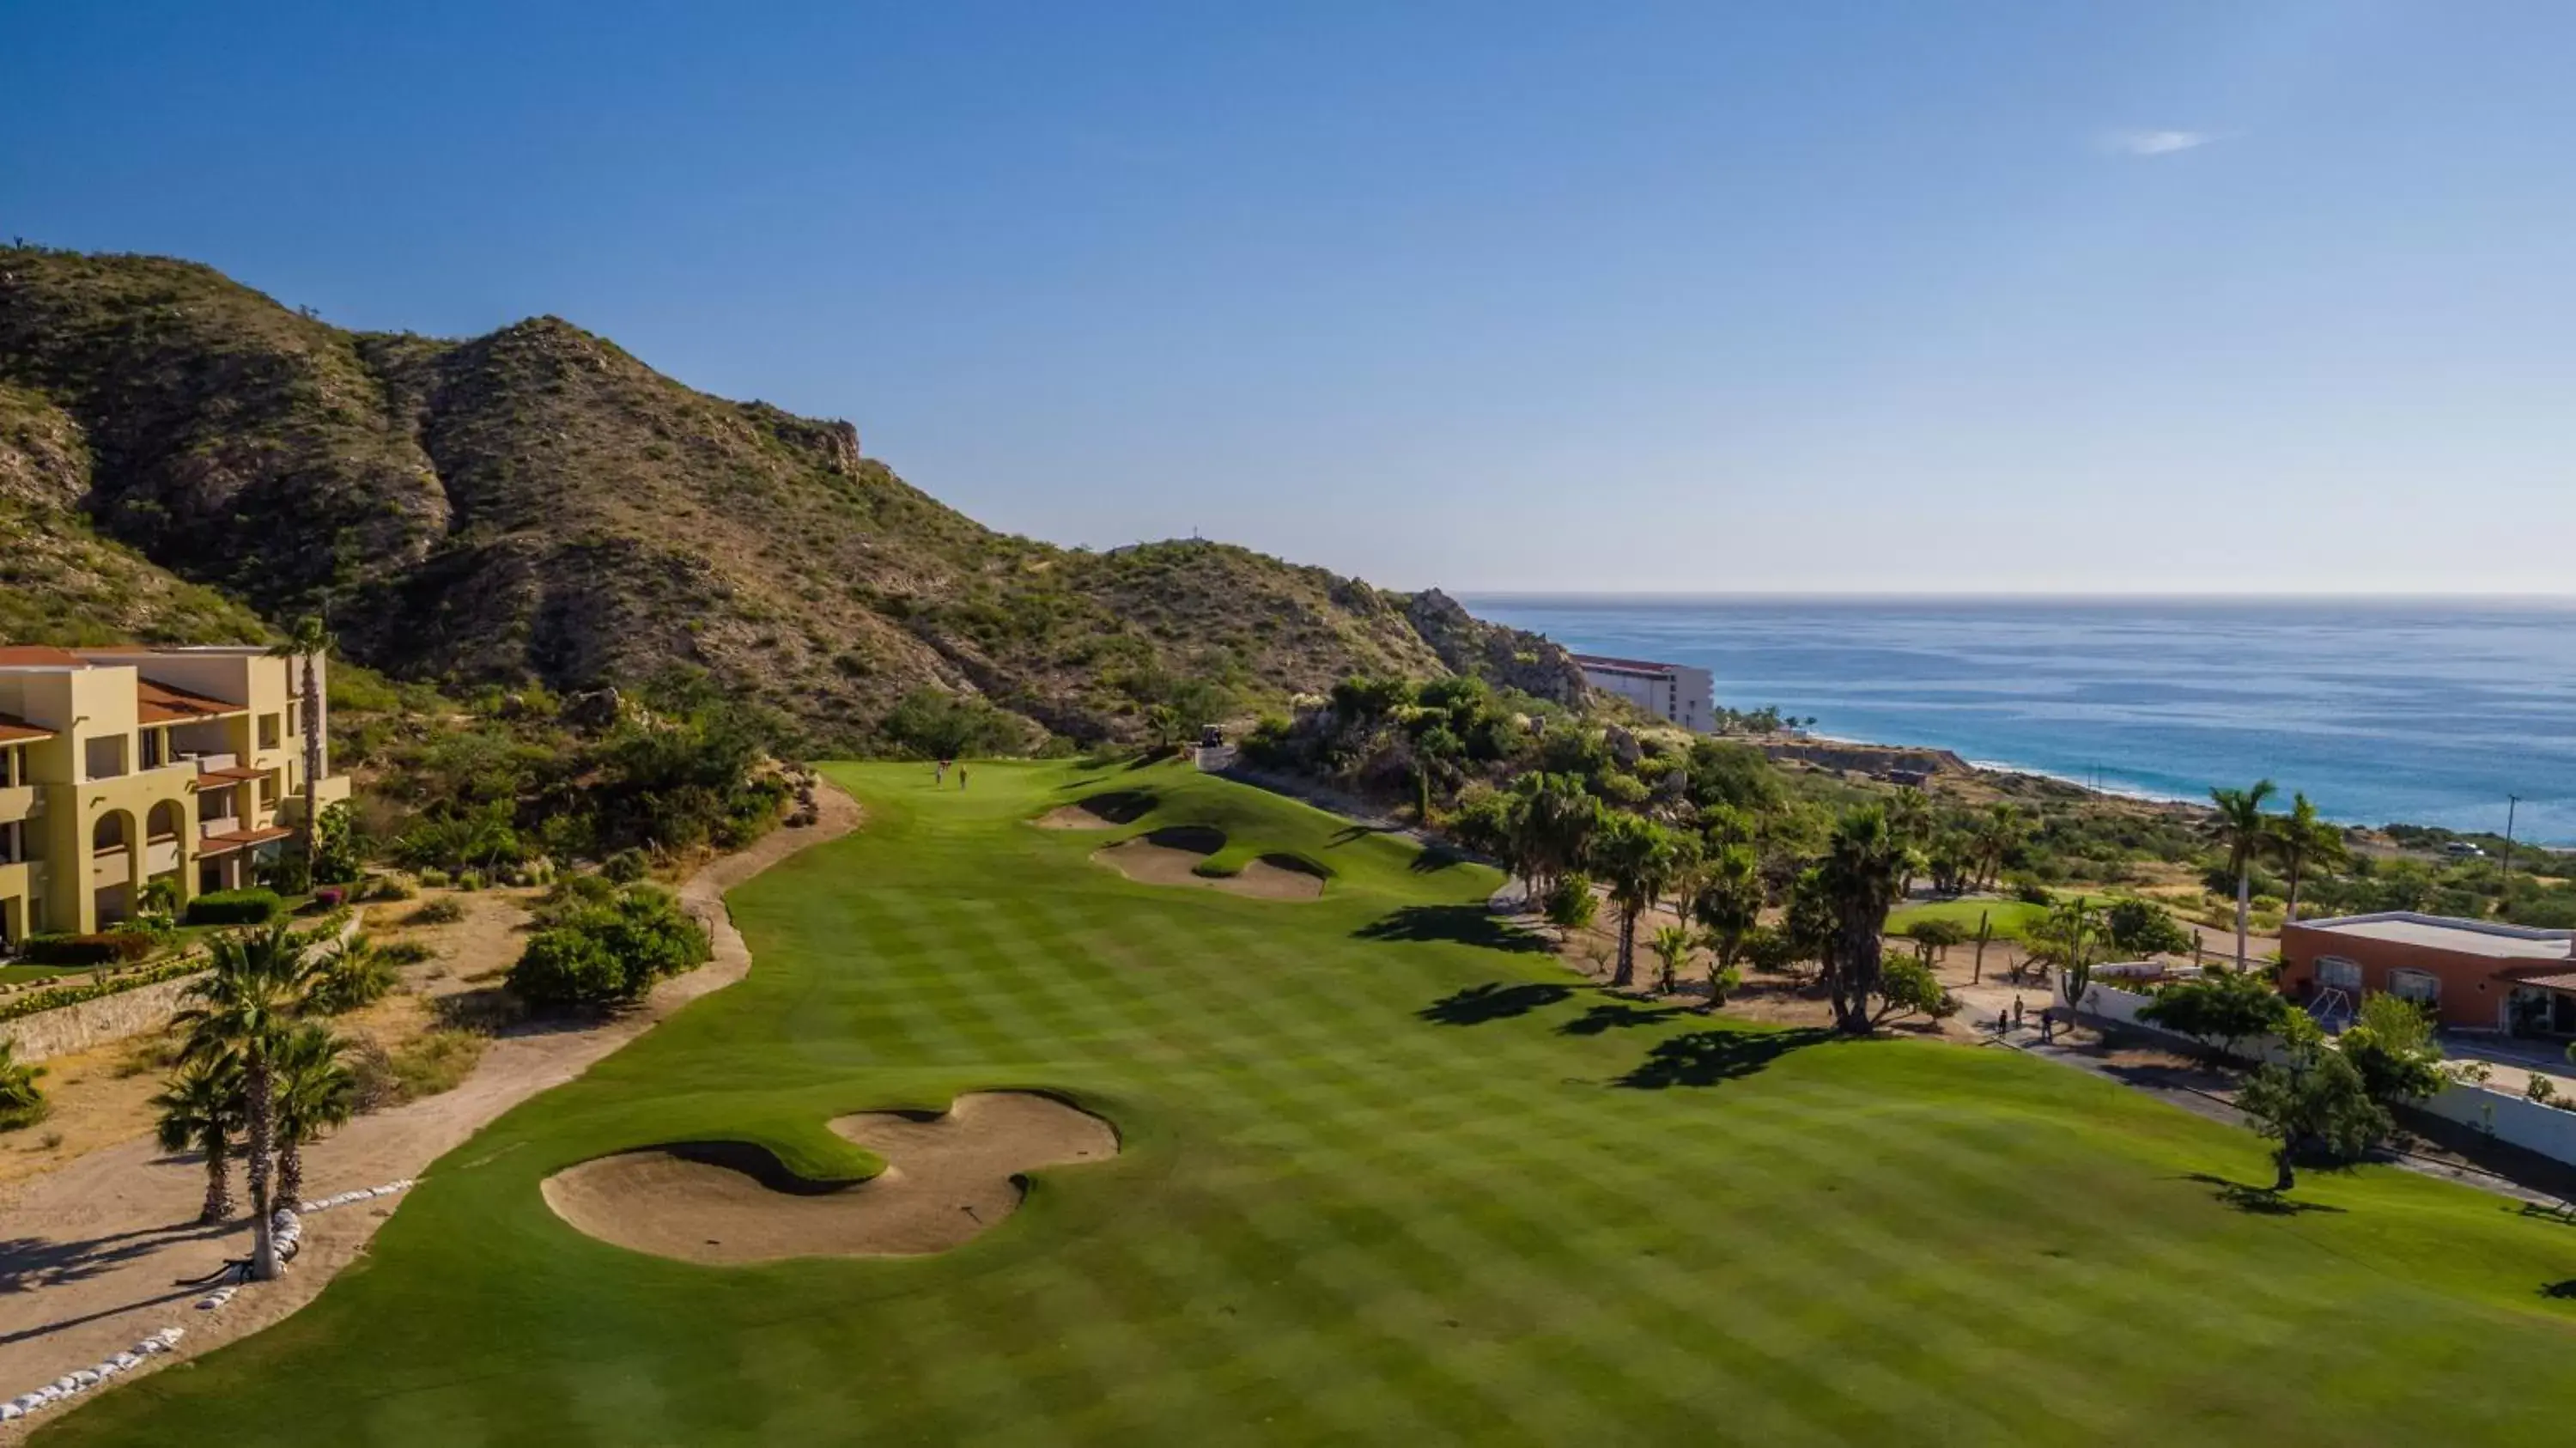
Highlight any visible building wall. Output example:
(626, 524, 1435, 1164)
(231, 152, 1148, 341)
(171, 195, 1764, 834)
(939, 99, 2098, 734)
(1577, 663, 1716, 734)
(2277, 921, 2571, 1030)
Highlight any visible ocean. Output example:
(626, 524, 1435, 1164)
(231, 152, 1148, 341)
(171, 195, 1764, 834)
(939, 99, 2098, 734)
(1460, 596, 2576, 844)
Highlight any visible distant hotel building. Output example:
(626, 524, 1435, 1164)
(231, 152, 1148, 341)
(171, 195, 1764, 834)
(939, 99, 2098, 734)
(1571, 654, 1714, 734)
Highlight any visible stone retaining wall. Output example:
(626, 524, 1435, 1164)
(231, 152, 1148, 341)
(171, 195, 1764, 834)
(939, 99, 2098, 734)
(0, 975, 204, 1063)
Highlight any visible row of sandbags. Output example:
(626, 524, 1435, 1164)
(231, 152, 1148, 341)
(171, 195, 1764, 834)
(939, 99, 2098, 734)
(2, 1327, 184, 1421)
(297, 1177, 415, 1214)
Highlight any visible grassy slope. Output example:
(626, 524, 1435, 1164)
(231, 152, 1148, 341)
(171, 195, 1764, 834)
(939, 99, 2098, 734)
(1886, 897, 2055, 941)
(46, 764, 2576, 1446)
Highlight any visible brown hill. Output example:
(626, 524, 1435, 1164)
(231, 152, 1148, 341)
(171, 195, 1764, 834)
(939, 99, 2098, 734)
(0, 246, 1583, 746)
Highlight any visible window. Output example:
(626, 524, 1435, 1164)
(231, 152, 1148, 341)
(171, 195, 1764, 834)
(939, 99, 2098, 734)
(2388, 968, 2440, 1005)
(258, 714, 282, 750)
(84, 735, 129, 781)
(0, 820, 20, 865)
(141, 728, 167, 770)
(288, 702, 301, 738)
(2316, 956, 2363, 992)
(259, 776, 278, 809)
(0, 745, 15, 788)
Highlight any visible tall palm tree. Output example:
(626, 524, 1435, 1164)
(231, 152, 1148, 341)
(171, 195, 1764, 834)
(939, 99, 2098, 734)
(1973, 803, 2023, 891)
(2266, 792, 2347, 924)
(2208, 779, 2278, 971)
(1589, 813, 1685, 989)
(175, 922, 320, 1280)
(1690, 843, 1765, 982)
(270, 1023, 355, 1208)
(1820, 806, 1912, 1035)
(267, 616, 334, 875)
(152, 1057, 244, 1226)
(1512, 773, 1603, 903)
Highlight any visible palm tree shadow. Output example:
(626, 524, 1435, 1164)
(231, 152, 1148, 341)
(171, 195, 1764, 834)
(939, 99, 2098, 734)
(1558, 1001, 1692, 1037)
(2541, 1279, 2576, 1301)
(1418, 982, 1573, 1025)
(1408, 846, 1467, 873)
(1355, 905, 1552, 954)
(1615, 1027, 1831, 1089)
(2184, 1173, 2347, 1216)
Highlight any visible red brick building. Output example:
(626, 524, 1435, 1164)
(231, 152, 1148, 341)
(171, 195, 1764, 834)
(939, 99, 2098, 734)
(2278, 911, 2576, 1034)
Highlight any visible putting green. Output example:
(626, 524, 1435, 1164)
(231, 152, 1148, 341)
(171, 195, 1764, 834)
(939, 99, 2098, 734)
(45, 761, 2576, 1445)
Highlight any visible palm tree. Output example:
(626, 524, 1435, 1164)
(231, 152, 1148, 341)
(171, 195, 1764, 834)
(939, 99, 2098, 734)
(1649, 924, 1695, 996)
(1589, 813, 1685, 989)
(1511, 773, 1603, 903)
(1819, 806, 1913, 1035)
(1972, 803, 2023, 891)
(270, 1024, 355, 1208)
(2208, 779, 2278, 970)
(174, 922, 321, 1280)
(152, 1057, 244, 1226)
(2266, 792, 2347, 924)
(1690, 843, 1764, 983)
(267, 615, 334, 874)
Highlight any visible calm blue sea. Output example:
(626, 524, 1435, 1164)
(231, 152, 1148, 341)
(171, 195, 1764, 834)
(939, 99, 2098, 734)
(1461, 596, 2576, 844)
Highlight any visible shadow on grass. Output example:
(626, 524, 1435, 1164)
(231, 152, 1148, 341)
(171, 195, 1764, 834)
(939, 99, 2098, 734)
(1355, 905, 1552, 954)
(1408, 845, 1468, 873)
(2542, 1279, 2576, 1300)
(1558, 1001, 1692, 1037)
(1331, 823, 1406, 848)
(2184, 1173, 2348, 1216)
(2517, 1202, 2576, 1227)
(1418, 982, 1574, 1025)
(1616, 1027, 1831, 1089)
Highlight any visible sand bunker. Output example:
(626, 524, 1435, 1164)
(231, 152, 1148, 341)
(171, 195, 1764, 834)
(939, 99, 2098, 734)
(1031, 790, 1156, 830)
(539, 1092, 1117, 1265)
(1092, 827, 1327, 901)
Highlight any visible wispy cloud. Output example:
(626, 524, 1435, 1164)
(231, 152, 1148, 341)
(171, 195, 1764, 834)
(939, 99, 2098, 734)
(2103, 129, 2221, 157)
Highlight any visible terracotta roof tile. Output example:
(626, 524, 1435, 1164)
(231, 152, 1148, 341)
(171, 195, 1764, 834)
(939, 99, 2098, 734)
(0, 645, 88, 667)
(137, 678, 246, 725)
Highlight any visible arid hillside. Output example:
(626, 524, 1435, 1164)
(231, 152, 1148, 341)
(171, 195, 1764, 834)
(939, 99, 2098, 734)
(0, 246, 1583, 746)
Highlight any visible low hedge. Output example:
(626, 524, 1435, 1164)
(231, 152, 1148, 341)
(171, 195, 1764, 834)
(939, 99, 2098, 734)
(19, 932, 158, 967)
(185, 888, 283, 926)
(0, 955, 210, 1023)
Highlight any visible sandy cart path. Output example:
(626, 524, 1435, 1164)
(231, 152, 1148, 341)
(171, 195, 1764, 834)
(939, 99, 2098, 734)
(0, 782, 859, 1427)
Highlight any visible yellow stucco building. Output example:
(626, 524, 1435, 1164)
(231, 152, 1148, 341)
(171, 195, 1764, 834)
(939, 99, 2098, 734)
(0, 644, 352, 946)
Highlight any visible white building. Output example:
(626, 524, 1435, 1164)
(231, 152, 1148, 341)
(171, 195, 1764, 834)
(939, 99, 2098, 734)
(1571, 654, 1715, 733)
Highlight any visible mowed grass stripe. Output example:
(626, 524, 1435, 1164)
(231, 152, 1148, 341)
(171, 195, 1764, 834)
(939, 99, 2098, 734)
(44, 759, 2576, 1448)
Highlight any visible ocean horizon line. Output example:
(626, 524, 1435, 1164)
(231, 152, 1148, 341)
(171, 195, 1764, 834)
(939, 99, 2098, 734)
(1457, 590, 2576, 608)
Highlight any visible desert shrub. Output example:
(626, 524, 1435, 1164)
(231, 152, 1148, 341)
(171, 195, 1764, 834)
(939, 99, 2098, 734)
(2008, 875, 2054, 906)
(404, 897, 465, 927)
(305, 937, 400, 1015)
(1877, 957, 1958, 1022)
(418, 867, 451, 888)
(359, 874, 416, 903)
(1543, 873, 1600, 932)
(2105, 898, 2195, 957)
(507, 886, 709, 1009)
(185, 888, 283, 926)
(1741, 925, 1802, 974)
(346, 1031, 487, 1110)
(0, 1040, 47, 1131)
(530, 872, 618, 927)
(21, 932, 157, 966)
(878, 687, 1029, 759)
(375, 939, 435, 966)
(600, 848, 649, 885)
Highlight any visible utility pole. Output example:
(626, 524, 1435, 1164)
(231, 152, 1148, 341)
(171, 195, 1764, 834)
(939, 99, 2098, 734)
(2502, 794, 2522, 910)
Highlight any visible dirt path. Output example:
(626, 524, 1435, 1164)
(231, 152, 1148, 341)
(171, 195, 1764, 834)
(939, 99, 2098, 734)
(0, 782, 860, 1430)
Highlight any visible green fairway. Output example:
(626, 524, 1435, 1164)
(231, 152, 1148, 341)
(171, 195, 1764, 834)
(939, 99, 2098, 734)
(1886, 896, 2052, 940)
(47, 761, 2576, 1445)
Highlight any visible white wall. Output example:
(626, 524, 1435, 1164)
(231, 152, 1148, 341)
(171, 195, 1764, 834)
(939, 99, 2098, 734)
(2065, 977, 2576, 1169)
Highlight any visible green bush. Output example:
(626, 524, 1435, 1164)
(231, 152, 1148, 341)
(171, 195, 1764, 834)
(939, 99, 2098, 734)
(185, 888, 283, 926)
(404, 897, 465, 927)
(1542, 873, 1599, 931)
(2105, 898, 2196, 957)
(0, 1039, 46, 1131)
(0, 955, 210, 1022)
(21, 932, 158, 966)
(506, 886, 709, 1009)
(600, 848, 649, 885)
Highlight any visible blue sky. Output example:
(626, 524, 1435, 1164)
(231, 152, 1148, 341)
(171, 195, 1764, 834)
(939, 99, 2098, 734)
(7, 2, 2572, 593)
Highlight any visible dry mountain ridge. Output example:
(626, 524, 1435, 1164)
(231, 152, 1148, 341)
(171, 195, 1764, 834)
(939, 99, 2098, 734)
(0, 246, 1584, 745)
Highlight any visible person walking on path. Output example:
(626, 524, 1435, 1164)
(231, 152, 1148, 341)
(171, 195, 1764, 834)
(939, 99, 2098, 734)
(2012, 996, 2025, 1031)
